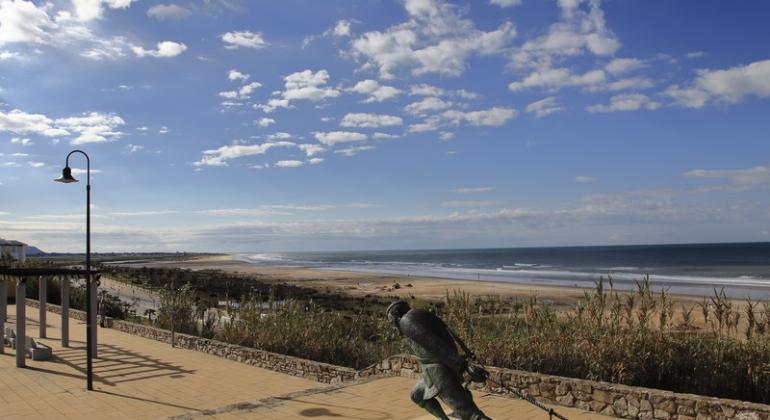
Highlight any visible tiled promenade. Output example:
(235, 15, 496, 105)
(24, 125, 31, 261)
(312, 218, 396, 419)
(1, 305, 613, 419)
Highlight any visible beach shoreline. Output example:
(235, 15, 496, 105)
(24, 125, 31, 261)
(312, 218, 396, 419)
(111, 254, 723, 306)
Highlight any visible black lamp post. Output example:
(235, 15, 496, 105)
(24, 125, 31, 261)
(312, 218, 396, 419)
(54, 150, 94, 391)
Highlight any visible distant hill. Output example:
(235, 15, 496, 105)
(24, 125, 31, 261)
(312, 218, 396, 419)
(26, 245, 46, 256)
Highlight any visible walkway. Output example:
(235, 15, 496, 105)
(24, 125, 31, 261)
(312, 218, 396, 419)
(1, 305, 614, 419)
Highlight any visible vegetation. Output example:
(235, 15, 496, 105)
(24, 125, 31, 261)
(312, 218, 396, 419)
(139, 271, 770, 404)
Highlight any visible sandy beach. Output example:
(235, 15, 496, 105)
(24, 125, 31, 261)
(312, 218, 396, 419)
(114, 254, 712, 308)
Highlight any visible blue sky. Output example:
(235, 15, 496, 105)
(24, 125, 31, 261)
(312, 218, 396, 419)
(1, 0, 769, 253)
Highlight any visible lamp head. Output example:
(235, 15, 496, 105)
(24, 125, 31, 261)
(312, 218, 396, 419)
(54, 166, 78, 183)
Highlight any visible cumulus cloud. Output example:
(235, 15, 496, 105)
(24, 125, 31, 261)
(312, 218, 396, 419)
(10, 137, 32, 146)
(228, 69, 250, 82)
(195, 141, 295, 167)
(298, 144, 325, 157)
(71, 0, 136, 21)
(525, 96, 564, 118)
(275, 160, 304, 168)
(219, 81, 262, 99)
(147, 3, 191, 21)
(0, 0, 53, 46)
(586, 93, 661, 113)
(348, 80, 401, 103)
(56, 112, 126, 144)
(0, 109, 69, 137)
(350, 0, 516, 78)
(442, 200, 499, 207)
(443, 107, 517, 126)
(373, 132, 400, 140)
(666, 59, 770, 108)
(326, 19, 353, 38)
(340, 113, 403, 128)
(257, 69, 340, 112)
(132, 41, 187, 58)
(221, 30, 268, 49)
(256, 117, 275, 127)
(605, 58, 644, 75)
(335, 145, 375, 157)
(511, 0, 620, 70)
(409, 84, 478, 99)
(509, 67, 606, 92)
(404, 97, 453, 115)
(313, 131, 367, 146)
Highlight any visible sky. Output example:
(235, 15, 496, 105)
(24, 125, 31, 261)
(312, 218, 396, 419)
(0, 0, 769, 253)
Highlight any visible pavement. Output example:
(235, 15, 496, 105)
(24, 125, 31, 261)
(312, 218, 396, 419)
(1, 304, 615, 420)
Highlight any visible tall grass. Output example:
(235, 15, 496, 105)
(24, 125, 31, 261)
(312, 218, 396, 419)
(152, 274, 770, 404)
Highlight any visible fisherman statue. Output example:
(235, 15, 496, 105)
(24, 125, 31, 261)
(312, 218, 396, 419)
(387, 300, 492, 420)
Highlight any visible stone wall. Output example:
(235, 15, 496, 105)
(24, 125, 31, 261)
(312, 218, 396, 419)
(369, 354, 770, 420)
(25, 300, 770, 419)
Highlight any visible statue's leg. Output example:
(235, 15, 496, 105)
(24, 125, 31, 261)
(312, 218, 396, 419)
(411, 381, 450, 420)
(439, 387, 492, 420)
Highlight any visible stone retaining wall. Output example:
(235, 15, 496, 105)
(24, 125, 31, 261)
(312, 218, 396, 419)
(25, 300, 770, 419)
(369, 354, 770, 420)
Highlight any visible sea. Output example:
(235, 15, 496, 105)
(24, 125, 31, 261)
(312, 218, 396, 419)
(234, 242, 770, 298)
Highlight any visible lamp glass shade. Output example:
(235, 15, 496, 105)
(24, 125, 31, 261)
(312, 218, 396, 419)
(54, 166, 78, 183)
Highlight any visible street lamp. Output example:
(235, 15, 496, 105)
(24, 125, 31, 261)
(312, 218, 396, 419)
(54, 150, 94, 391)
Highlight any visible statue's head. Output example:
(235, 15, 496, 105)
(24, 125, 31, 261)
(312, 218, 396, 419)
(386, 300, 411, 332)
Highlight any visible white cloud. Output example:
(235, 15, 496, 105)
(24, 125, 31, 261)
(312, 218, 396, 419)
(490, 0, 522, 7)
(219, 81, 262, 100)
(313, 131, 367, 146)
(72, 0, 136, 21)
(266, 132, 291, 140)
(10, 137, 32, 146)
(159, 126, 169, 134)
(27, 161, 44, 168)
(409, 84, 478, 99)
(438, 131, 454, 140)
(443, 107, 517, 126)
(666, 59, 770, 108)
(0, 109, 68, 137)
(298, 144, 326, 157)
(510, 0, 620, 70)
(349, 80, 401, 103)
(147, 3, 191, 21)
(221, 30, 268, 49)
(508, 67, 606, 92)
(275, 160, 304, 168)
(684, 165, 770, 191)
(132, 41, 187, 58)
(525, 96, 564, 118)
(228, 69, 250, 82)
(125, 144, 144, 153)
(0, 50, 19, 59)
(335, 145, 375, 157)
(373, 132, 400, 140)
(56, 112, 126, 144)
(586, 93, 661, 113)
(0, 0, 53, 46)
(575, 176, 596, 183)
(340, 113, 403, 128)
(686, 51, 706, 59)
(350, 0, 516, 78)
(256, 117, 275, 127)
(452, 187, 493, 194)
(195, 141, 295, 167)
(308, 157, 324, 165)
(404, 97, 453, 115)
(258, 70, 340, 112)
(326, 19, 352, 38)
(605, 58, 644, 75)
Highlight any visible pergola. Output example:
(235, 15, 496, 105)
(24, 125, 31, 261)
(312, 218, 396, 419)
(0, 268, 99, 373)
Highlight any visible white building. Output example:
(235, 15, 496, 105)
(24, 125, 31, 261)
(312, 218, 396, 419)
(0, 239, 27, 264)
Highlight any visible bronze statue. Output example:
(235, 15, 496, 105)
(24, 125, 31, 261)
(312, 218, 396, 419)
(387, 300, 492, 420)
